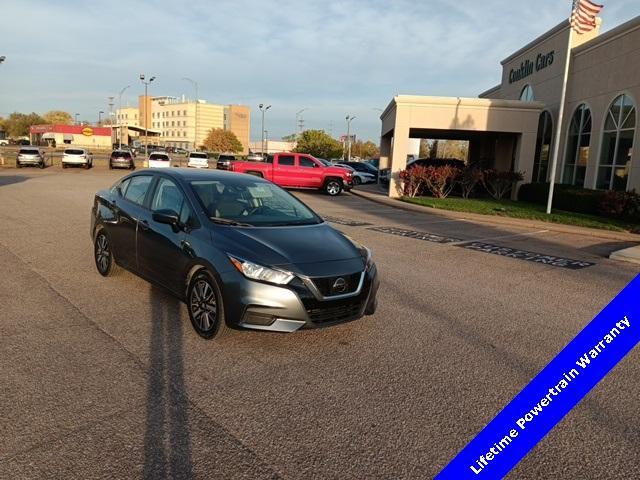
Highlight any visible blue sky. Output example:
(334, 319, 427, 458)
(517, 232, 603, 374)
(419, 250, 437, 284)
(1, 0, 639, 142)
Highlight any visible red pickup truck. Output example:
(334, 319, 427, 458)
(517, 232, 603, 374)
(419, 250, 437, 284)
(229, 153, 353, 196)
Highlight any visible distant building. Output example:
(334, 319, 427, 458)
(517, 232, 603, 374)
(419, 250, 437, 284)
(30, 124, 113, 148)
(249, 140, 296, 155)
(115, 96, 250, 153)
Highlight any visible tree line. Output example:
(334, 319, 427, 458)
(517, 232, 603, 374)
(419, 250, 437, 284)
(0, 111, 74, 138)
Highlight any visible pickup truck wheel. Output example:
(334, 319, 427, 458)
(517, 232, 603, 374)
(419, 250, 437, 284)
(324, 179, 342, 196)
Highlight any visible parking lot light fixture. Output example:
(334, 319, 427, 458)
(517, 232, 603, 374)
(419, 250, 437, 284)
(259, 104, 271, 158)
(139, 74, 156, 155)
(75, 113, 80, 125)
(98, 111, 104, 126)
(345, 115, 356, 161)
(118, 85, 131, 149)
(0, 56, 5, 65)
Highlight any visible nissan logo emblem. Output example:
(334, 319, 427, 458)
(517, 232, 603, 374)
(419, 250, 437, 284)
(332, 277, 346, 293)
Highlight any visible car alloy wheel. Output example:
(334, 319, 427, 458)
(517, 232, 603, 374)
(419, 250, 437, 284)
(353, 176, 362, 186)
(325, 179, 342, 196)
(94, 231, 118, 276)
(187, 271, 227, 339)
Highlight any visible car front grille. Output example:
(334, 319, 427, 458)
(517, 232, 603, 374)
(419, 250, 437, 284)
(311, 272, 362, 297)
(306, 300, 363, 323)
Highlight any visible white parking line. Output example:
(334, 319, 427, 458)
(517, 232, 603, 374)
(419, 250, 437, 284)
(449, 229, 550, 246)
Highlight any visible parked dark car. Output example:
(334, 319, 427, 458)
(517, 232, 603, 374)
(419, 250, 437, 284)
(16, 146, 45, 168)
(216, 154, 236, 170)
(109, 150, 135, 170)
(341, 161, 379, 180)
(91, 169, 379, 338)
(407, 158, 466, 169)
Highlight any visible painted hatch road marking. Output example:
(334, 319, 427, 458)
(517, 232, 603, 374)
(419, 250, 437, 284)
(367, 226, 462, 244)
(459, 242, 595, 270)
(324, 216, 372, 227)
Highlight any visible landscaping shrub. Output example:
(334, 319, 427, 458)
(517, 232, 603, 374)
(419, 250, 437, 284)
(422, 165, 461, 198)
(456, 166, 484, 199)
(482, 170, 524, 200)
(399, 165, 427, 197)
(518, 183, 606, 215)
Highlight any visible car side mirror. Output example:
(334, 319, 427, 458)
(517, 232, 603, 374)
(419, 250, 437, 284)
(153, 209, 180, 230)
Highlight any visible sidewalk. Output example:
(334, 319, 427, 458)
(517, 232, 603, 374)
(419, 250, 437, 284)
(351, 184, 640, 243)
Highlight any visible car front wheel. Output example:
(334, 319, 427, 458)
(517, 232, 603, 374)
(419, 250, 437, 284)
(94, 230, 119, 277)
(187, 270, 228, 339)
(324, 179, 343, 196)
(353, 176, 361, 186)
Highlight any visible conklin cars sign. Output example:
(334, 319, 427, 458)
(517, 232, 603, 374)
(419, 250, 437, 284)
(509, 50, 555, 84)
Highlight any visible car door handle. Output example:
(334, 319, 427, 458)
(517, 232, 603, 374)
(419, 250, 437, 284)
(139, 220, 149, 231)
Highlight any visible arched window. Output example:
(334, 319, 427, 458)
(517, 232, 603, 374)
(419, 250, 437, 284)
(562, 104, 591, 186)
(597, 94, 636, 190)
(533, 111, 553, 182)
(520, 85, 535, 102)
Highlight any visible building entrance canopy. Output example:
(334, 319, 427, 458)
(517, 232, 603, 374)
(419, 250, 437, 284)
(379, 95, 543, 197)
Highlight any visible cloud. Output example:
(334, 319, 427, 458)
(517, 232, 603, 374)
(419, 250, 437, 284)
(0, 0, 638, 141)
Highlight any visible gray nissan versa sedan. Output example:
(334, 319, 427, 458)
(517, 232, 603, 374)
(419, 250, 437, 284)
(91, 168, 379, 338)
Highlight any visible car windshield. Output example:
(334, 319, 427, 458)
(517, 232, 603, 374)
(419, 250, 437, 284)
(218, 155, 235, 160)
(318, 159, 331, 166)
(19, 149, 39, 154)
(65, 149, 84, 155)
(149, 153, 169, 160)
(190, 178, 323, 227)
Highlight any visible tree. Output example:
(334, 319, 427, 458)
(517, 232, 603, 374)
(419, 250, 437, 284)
(294, 129, 343, 159)
(281, 133, 297, 142)
(42, 110, 73, 125)
(202, 128, 243, 153)
(3, 112, 45, 138)
(350, 140, 380, 159)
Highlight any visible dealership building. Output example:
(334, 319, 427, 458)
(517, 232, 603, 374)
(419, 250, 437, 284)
(380, 15, 639, 198)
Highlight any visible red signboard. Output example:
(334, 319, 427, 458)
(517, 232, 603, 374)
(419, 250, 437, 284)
(29, 124, 112, 136)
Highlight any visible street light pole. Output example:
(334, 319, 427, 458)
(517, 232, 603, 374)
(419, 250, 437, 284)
(118, 85, 130, 149)
(139, 74, 156, 154)
(182, 78, 198, 150)
(345, 115, 356, 161)
(75, 113, 80, 125)
(259, 104, 271, 158)
(98, 111, 104, 126)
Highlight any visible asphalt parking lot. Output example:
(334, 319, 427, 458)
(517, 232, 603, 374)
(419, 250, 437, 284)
(1, 167, 639, 480)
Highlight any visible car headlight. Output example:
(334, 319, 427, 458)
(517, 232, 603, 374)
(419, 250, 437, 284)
(228, 255, 294, 285)
(361, 246, 373, 271)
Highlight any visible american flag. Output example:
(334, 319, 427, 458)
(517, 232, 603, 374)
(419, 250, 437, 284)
(571, 0, 604, 34)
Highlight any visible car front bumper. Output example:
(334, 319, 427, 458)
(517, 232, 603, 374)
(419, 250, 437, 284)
(221, 264, 379, 332)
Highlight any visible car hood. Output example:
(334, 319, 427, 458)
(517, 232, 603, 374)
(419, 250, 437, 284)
(213, 222, 365, 276)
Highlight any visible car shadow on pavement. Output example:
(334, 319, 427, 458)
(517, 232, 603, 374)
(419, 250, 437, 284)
(144, 286, 194, 479)
(0, 175, 29, 187)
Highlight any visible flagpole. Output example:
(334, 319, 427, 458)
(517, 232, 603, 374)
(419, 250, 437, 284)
(546, 10, 574, 214)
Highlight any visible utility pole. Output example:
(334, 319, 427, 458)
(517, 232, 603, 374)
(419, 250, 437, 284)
(182, 77, 198, 150)
(108, 96, 115, 145)
(118, 85, 130, 149)
(345, 115, 356, 161)
(139, 74, 156, 155)
(259, 104, 271, 158)
(295, 108, 308, 140)
(75, 113, 80, 125)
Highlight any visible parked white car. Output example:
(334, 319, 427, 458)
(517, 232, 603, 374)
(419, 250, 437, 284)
(16, 146, 46, 168)
(187, 151, 209, 168)
(148, 151, 172, 168)
(62, 148, 93, 169)
(335, 163, 376, 185)
(0, 139, 9, 146)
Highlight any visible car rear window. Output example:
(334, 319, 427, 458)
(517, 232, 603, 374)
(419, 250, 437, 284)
(64, 149, 85, 155)
(19, 148, 39, 154)
(112, 151, 132, 159)
(149, 153, 169, 160)
(218, 155, 235, 161)
(190, 153, 209, 159)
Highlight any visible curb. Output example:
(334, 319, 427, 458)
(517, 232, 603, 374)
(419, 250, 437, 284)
(350, 188, 640, 243)
(610, 246, 640, 265)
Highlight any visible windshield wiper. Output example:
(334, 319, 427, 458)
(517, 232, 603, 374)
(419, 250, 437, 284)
(209, 217, 253, 227)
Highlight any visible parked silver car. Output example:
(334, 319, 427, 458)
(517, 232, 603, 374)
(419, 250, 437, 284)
(62, 148, 93, 169)
(16, 146, 45, 169)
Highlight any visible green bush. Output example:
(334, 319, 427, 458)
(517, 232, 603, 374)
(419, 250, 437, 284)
(518, 183, 605, 215)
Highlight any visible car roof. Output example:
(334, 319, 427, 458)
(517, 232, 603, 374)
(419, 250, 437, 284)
(145, 167, 268, 183)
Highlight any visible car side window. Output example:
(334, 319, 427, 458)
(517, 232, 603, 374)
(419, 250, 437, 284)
(123, 176, 153, 206)
(117, 178, 131, 195)
(299, 157, 317, 168)
(151, 178, 185, 214)
(278, 155, 295, 166)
